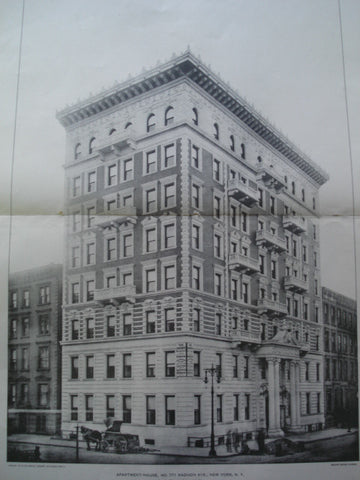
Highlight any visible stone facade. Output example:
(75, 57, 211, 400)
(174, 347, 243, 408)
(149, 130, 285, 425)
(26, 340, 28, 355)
(322, 287, 358, 427)
(8, 264, 62, 435)
(57, 51, 328, 446)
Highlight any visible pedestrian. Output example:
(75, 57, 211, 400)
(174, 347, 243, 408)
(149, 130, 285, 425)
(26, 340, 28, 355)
(34, 446, 41, 462)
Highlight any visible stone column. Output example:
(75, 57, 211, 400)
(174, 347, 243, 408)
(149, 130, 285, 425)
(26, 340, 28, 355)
(290, 361, 297, 428)
(295, 362, 301, 426)
(274, 359, 281, 429)
(267, 358, 283, 437)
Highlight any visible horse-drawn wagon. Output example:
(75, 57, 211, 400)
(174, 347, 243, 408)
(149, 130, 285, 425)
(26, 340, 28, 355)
(81, 421, 140, 453)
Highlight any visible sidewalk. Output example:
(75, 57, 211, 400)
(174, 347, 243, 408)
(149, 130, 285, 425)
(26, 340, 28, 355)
(7, 428, 358, 459)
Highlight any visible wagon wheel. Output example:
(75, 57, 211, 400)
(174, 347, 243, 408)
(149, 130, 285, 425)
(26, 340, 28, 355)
(101, 439, 110, 452)
(114, 438, 128, 452)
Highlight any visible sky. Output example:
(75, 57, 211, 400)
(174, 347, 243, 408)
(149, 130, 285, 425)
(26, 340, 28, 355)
(1, 0, 359, 298)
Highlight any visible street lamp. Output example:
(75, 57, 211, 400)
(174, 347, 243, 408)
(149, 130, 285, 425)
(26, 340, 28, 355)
(204, 364, 221, 457)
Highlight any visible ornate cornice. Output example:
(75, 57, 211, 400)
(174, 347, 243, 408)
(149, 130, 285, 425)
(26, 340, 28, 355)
(57, 50, 329, 186)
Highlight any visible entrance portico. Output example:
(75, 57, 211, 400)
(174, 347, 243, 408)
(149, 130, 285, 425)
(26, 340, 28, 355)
(257, 328, 305, 437)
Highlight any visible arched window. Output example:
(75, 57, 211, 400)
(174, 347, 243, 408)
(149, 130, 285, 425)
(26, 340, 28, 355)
(164, 106, 174, 126)
(230, 135, 235, 152)
(147, 113, 156, 133)
(109, 128, 116, 136)
(192, 108, 198, 126)
(74, 143, 81, 160)
(214, 123, 219, 140)
(89, 137, 96, 154)
(124, 122, 132, 130)
(240, 143, 246, 159)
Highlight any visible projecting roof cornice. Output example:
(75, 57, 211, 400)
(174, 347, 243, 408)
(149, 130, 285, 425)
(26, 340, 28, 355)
(56, 50, 329, 186)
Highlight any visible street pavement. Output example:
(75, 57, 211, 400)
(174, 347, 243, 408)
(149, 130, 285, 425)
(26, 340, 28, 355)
(7, 428, 359, 464)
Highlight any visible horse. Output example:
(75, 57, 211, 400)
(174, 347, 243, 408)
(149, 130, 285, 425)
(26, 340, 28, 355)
(80, 426, 102, 451)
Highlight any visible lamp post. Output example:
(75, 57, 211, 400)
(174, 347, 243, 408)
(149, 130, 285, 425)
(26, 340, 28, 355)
(204, 364, 221, 457)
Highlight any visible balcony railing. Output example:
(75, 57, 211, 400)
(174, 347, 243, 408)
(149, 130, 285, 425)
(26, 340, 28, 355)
(228, 178, 258, 207)
(230, 326, 261, 346)
(97, 132, 136, 159)
(95, 207, 137, 227)
(299, 342, 311, 355)
(284, 275, 308, 293)
(94, 285, 136, 305)
(256, 165, 286, 192)
(255, 230, 286, 252)
(257, 298, 288, 316)
(283, 215, 307, 234)
(228, 253, 259, 274)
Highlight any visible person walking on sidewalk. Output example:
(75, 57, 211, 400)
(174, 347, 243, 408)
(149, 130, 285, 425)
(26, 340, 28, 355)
(226, 431, 232, 452)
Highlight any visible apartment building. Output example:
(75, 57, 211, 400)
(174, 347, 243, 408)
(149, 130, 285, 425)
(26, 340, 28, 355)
(322, 287, 358, 426)
(56, 51, 328, 447)
(8, 264, 62, 435)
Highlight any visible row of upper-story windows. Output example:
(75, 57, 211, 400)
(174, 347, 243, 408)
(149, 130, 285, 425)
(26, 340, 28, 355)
(325, 357, 357, 382)
(9, 345, 50, 371)
(324, 329, 356, 354)
(9, 286, 51, 309)
(323, 303, 357, 330)
(8, 383, 50, 408)
(9, 313, 50, 339)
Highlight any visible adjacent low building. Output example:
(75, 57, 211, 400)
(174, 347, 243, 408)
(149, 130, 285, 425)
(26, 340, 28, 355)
(322, 287, 358, 427)
(8, 264, 63, 435)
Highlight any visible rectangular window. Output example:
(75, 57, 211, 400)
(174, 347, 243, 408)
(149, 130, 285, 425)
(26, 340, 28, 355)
(107, 164, 117, 186)
(231, 278, 238, 300)
(271, 260, 277, 280)
(242, 282, 249, 303)
(214, 196, 221, 218)
(72, 212, 81, 232)
(22, 317, 29, 337)
(21, 347, 29, 370)
(146, 395, 156, 425)
(233, 394, 239, 421)
(107, 354, 115, 378)
(258, 188, 263, 207)
(73, 176, 81, 197)
(164, 182, 175, 208)
(164, 265, 176, 290)
(146, 310, 156, 333)
(306, 393, 311, 414)
(230, 205, 237, 227)
(305, 362, 309, 381)
(165, 395, 175, 425)
(192, 265, 201, 290)
(164, 223, 175, 249)
(71, 319, 79, 340)
(123, 233, 133, 257)
(241, 212, 247, 232)
(87, 171, 96, 192)
(106, 395, 115, 418)
(244, 394, 250, 420)
(165, 307, 176, 332)
(270, 196, 275, 215)
(192, 184, 200, 209)
(23, 290, 30, 307)
(233, 355, 238, 378)
(244, 356, 249, 379)
(194, 395, 201, 425)
(146, 150, 156, 174)
(123, 353, 132, 378)
(213, 158, 220, 181)
(193, 351, 200, 377)
(39, 286, 50, 305)
(85, 395, 94, 421)
(71, 395, 78, 421)
(71, 283, 80, 303)
(71, 246, 80, 268)
(20, 383, 29, 404)
(192, 224, 200, 250)
(164, 144, 175, 168)
(146, 268, 156, 292)
(123, 313, 132, 336)
(216, 395, 223, 422)
(165, 351, 175, 377)
(10, 318, 17, 338)
(107, 315, 115, 337)
(192, 145, 199, 169)
(87, 206, 95, 228)
(145, 227, 157, 253)
(10, 348, 17, 371)
(86, 318, 94, 339)
(86, 242, 95, 264)
(146, 352, 156, 377)
(215, 313, 222, 335)
(123, 395, 131, 423)
(86, 355, 94, 379)
(71, 356, 78, 379)
(317, 393, 321, 413)
(214, 234, 221, 258)
(86, 279, 95, 301)
(216, 353, 222, 378)
(146, 188, 157, 213)
(39, 384, 49, 407)
(193, 308, 200, 332)
(123, 158, 133, 181)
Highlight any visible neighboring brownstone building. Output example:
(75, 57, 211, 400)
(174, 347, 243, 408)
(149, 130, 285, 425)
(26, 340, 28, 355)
(322, 287, 358, 427)
(8, 264, 62, 435)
